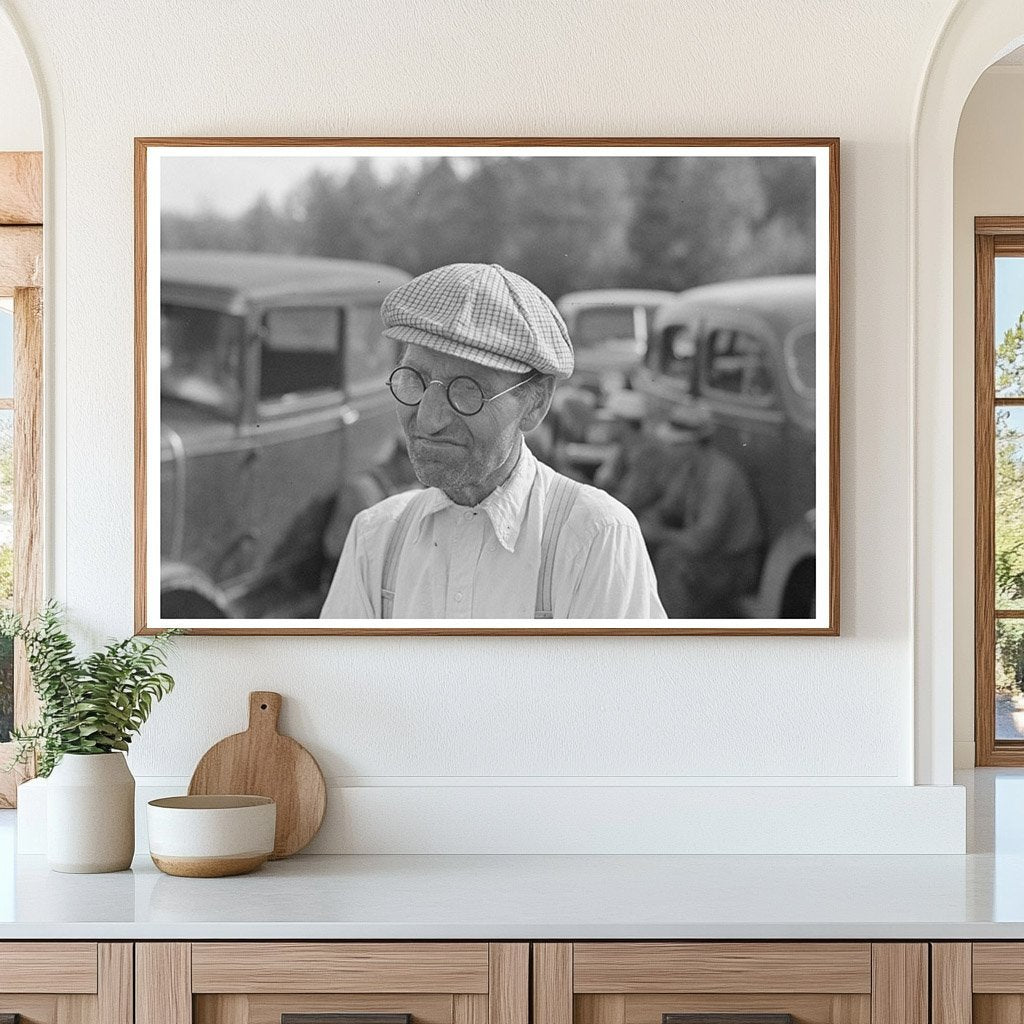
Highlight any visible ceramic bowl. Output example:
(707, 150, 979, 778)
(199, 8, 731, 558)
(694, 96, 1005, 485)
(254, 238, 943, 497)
(147, 795, 276, 877)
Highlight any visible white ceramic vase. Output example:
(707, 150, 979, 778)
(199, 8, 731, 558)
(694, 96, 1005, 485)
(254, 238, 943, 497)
(46, 752, 135, 873)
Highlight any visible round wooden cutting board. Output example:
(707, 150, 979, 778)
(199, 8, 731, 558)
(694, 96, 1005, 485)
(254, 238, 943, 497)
(188, 691, 327, 859)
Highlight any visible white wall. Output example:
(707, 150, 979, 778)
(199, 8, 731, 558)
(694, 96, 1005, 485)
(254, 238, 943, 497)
(0, 0, 974, 852)
(0, 9, 39, 151)
(952, 66, 1024, 767)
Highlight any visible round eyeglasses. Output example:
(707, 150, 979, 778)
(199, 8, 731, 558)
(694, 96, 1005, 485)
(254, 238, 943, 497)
(386, 366, 537, 417)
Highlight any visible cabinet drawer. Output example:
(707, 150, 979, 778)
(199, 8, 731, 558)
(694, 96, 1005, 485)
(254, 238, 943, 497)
(534, 943, 926, 1024)
(139, 942, 528, 1024)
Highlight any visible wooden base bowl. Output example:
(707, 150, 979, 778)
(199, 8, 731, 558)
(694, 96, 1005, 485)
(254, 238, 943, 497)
(147, 795, 276, 878)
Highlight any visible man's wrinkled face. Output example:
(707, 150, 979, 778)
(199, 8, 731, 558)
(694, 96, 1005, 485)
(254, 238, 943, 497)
(395, 345, 536, 504)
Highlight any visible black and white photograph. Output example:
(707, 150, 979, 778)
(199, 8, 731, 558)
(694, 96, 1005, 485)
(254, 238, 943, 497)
(136, 139, 838, 634)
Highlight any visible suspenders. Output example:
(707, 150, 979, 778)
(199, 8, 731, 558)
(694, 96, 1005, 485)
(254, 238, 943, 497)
(380, 475, 582, 619)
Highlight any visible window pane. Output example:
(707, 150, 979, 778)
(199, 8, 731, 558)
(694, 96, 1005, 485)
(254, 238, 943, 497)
(997, 407, 1024, 609)
(704, 328, 775, 398)
(345, 304, 393, 392)
(161, 305, 243, 417)
(576, 307, 637, 348)
(0, 305, 14, 398)
(996, 256, 1024, 397)
(997, 619, 1024, 740)
(260, 307, 341, 400)
(0, 410, 12, 742)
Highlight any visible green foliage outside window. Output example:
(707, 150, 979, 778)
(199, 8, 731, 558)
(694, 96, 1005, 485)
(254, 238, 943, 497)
(996, 312, 1024, 693)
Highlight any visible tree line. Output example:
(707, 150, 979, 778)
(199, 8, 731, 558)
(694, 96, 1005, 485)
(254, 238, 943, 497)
(162, 155, 817, 300)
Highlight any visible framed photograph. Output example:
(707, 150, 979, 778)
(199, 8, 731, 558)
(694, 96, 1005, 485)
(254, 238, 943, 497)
(135, 137, 838, 636)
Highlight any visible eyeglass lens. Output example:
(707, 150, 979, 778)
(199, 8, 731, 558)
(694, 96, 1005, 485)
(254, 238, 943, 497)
(388, 367, 486, 416)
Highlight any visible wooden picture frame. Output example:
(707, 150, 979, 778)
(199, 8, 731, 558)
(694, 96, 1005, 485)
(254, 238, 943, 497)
(135, 137, 839, 636)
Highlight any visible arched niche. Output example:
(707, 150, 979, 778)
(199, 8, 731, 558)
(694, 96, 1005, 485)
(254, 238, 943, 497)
(914, 1, 1024, 785)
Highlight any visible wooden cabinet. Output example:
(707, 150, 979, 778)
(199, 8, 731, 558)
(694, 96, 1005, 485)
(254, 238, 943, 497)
(532, 943, 928, 1024)
(0, 938, 952, 1024)
(0, 943, 132, 1024)
(136, 944, 528, 1024)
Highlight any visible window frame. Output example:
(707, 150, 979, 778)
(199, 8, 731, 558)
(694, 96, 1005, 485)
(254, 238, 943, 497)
(975, 217, 1024, 765)
(0, 150, 44, 806)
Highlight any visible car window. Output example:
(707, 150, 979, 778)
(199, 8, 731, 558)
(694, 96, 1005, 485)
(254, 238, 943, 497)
(703, 328, 775, 400)
(161, 305, 243, 417)
(784, 326, 816, 400)
(260, 307, 342, 401)
(345, 304, 393, 393)
(661, 323, 697, 384)
(575, 306, 637, 348)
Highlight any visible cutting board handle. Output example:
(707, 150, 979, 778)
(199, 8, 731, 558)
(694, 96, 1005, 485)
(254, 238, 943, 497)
(248, 691, 282, 734)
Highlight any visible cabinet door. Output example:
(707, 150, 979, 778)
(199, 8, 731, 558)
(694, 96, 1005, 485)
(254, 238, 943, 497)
(0, 942, 131, 1024)
(534, 944, 927, 1024)
(137, 943, 527, 1024)
(942, 943, 1024, 1024)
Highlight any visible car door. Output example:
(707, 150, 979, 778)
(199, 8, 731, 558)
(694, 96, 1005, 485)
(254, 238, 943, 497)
(698, 312, 789, 541)
(242, 303, 349, 616)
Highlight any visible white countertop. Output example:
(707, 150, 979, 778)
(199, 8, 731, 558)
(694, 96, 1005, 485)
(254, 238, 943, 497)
(0, 768, 1021, 941)
(0, 848, 1021, 940)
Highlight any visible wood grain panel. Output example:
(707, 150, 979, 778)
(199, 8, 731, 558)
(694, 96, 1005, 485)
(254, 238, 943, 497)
(534, 944, 572, 1024)
(576, 996, 625, 1024)
(195, 995, 248, 1024)
(192, 944, 489, 994)
(0, 943, 97, 993)
(98, 945, 132, 1024)
(623, 993, 868, 1024)
(453, 994, 486, 1024)
(0, 153, 42, 225)
(240, 994, 454, 1024)
(870, 945, 927, 1024)
(488, 944, 528, 1024)
(136, 943, 192, 1024)
(974, 996, 1024, 1024)
(57, 993, 95, 1024)
(972, 944, 1024, 992)
(976, 229, 998, 766)
(14, 285, 43, 727)
(0, 226, 42, 294)
(931, 944, 971, 1024)
(573, 944, 871, 994)
(0, 995, 59, 1024)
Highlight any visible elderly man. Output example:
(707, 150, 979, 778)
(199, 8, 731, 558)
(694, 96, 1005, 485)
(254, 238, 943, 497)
(320, 263, 665, 620)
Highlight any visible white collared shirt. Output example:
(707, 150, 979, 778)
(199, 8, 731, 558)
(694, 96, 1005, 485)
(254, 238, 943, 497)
(320, 443, 666, 620)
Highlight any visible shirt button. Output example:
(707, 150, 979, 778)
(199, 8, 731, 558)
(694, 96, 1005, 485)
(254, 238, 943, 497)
(463, 511, 473, 519)
(454, 592, 464, 602)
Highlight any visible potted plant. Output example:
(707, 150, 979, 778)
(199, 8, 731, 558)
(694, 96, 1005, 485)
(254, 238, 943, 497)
(2, 602, 179, 873)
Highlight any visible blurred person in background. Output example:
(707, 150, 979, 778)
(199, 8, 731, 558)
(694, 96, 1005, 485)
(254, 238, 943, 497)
(321, 263, 666, 620)
(593, 389, 664, 513)
(639, 404, 762, 618)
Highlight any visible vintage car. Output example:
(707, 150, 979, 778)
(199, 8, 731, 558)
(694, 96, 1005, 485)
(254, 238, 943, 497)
(556, 288, 677, 393)
(159, 251, 411, 619)
(632, 275, 818, 619)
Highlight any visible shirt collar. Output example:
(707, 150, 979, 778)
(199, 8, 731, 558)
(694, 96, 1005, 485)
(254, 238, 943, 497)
(412, 440, 538, 553)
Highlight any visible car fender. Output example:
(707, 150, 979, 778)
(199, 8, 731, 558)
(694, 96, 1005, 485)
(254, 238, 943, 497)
(160, 562, 237, 618)
(747, 517, 816, 619)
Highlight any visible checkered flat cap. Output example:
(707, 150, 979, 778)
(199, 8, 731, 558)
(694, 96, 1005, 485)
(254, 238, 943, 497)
(381, 263, 574, 379)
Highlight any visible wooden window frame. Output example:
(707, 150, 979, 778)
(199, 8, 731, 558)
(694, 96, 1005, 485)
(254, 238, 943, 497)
(0, 151, 43, 806)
